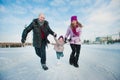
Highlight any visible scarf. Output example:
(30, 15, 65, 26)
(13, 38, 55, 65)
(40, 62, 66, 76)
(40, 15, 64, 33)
(72, 25, 79, 36)
(38, 20, 45, 39)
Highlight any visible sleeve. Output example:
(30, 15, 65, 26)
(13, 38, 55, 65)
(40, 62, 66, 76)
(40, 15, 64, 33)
(46, 21, 54, 36)
(65, 27, 70, 38)
(54, 37, 57, 42)
(51, 43, 56, 45)
(21, 20, 34, 42)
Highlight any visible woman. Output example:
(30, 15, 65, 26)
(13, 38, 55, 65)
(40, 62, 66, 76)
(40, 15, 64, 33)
(65, 16, 83, 68)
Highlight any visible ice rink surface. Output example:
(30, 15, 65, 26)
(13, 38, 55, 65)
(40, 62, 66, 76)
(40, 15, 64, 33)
(0, 44, 120, 80)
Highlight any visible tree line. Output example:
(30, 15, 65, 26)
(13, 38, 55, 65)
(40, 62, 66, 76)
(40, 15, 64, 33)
(0, 42, 32, 48)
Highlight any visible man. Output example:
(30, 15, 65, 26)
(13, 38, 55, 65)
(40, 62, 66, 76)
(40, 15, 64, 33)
(21, 13, 57, 70)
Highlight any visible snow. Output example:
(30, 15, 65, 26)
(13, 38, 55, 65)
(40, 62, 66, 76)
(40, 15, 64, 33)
(0, 44, 120, 80)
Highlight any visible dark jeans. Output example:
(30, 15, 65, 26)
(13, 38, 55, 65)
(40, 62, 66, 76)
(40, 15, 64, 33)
(34, 40, 46, 64)
(70, 44, 81, 64)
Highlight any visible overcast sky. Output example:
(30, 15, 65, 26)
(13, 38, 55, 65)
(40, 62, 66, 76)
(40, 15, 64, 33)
(0, 0, 120, 42)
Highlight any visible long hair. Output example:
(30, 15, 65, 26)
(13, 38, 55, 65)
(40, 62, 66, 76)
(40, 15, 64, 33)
(70, 21, 83, 36)
(70, 21, 83, 29)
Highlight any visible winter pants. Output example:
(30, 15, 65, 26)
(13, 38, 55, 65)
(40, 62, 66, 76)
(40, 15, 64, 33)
(70, 44, 81, 64)
(34, 40, 46, 64)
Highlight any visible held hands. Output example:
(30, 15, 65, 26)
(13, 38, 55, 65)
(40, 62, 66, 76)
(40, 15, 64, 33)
(64, 38, 67, 43)
(68, 38, 71, 42)
(64, 38, 71, 43)
(54, 33, 57, 37)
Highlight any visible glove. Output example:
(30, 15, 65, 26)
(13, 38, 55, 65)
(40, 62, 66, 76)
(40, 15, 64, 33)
(64, 38, 67, 43)
(54, 33, 57, 37)
(21, 39, 25, 43)
(68, 38, 71, 42)
(47, 39, 50, 44)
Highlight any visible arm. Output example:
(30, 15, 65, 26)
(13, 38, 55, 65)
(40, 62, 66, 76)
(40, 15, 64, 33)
(50, 43, 56, 45)
(45, 21, 56, 37)
(54, 37, 61, 45)
(21, 20, 34, 43)
(54, 37, 57, 42)
(64, 27, 70, 43)
(65, 27, 70, 38)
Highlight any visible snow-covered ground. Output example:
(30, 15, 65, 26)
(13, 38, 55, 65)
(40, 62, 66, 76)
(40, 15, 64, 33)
(0, 44, 120, 80)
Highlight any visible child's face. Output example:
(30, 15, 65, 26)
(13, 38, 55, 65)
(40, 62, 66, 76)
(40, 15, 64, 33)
(59, 38, 64, 41)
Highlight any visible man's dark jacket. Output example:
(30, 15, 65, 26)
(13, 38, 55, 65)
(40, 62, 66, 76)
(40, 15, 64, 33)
(21, 19, 55, 48)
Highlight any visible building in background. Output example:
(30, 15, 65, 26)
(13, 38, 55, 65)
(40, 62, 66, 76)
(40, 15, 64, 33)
(95, 32, 120, 44)
(95, 37, 112, 44)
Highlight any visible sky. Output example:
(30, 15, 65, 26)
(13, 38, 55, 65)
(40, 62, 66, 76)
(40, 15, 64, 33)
(0, 0, 120, 42)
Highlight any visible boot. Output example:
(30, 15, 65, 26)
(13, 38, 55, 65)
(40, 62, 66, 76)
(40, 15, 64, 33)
(57, 59, 61, 65)
(69, 57, 73, 65)
(41, 64, 48, 70)
(73, 58, 79, 68)
(74, 63, 79, 67)
(69, 56, 75, 65)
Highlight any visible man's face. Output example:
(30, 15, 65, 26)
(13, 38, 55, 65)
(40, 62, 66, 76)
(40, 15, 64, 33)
(39, 14, 45, 22)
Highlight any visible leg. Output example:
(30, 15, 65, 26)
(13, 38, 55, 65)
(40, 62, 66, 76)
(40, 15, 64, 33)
(34, 47, 41, 58)
(60, 52, 64, 57)
(40, 43, 46, 64)
(35, 47, 48, 70)
(56, 52, 60, 59)
(74, 44, 81, 67)
(41, 40, 48, 70)
(69, 44, 76, 65)
(56, 52, 61, 65)
(35, 46, 46, 64)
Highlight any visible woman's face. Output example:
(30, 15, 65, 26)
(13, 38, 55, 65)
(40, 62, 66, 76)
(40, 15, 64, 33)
(71, 20, 77, 26)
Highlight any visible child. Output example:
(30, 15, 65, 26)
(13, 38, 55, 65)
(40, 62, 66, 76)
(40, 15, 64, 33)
(51, 35, 65, 64)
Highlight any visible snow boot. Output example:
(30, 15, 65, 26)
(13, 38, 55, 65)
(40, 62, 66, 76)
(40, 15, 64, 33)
(69, 56, 75, 65)
(41, 64, 48, 70)
(73, 58, 79, 68)
(73, 63, 79, 68)
(57, 59, 61, 64)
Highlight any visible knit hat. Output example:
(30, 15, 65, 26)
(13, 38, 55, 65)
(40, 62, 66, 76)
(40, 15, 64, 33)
(71, 16, 77, 22)
(58, 35, 64, 40)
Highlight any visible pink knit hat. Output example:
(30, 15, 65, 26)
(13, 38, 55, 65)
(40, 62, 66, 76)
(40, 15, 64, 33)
(58, 35, 64, 40)
(71, 16, 77, 22)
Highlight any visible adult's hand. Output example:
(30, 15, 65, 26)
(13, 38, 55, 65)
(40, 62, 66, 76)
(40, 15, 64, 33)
(54, 33, 57, 37)
(21, 39, 25, 43)
(64, 38, 67, 43)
